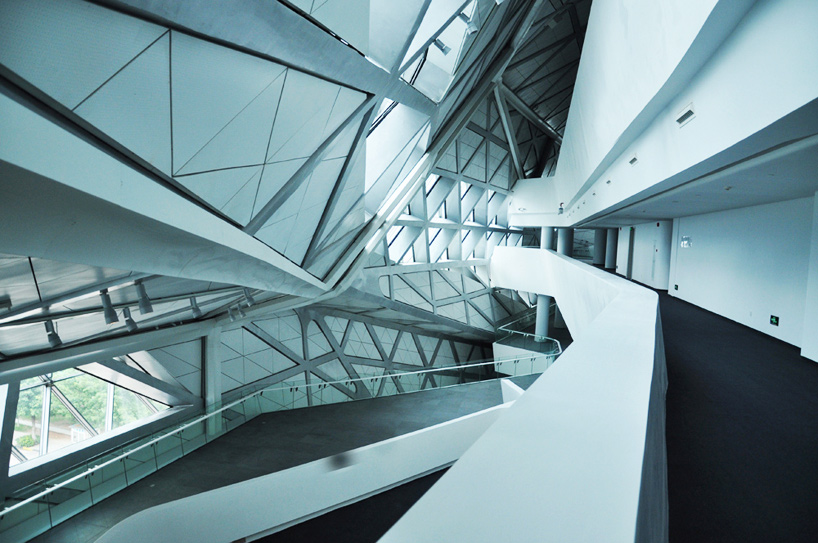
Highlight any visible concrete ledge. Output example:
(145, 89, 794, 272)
(380, 247, 668, 542)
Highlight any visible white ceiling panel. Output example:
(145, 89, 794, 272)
(265, 71, 365, 164)
(76, 33, 172, 174)
(0, 0, 166, 109)
(171, 31, 286, 175)
(253, 158, 309, 218)
(176, 166, 263, 225)
(178, 69, 286, 175)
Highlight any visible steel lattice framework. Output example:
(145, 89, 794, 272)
(0, 0, 589, 495)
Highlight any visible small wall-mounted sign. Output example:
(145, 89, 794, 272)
(680, 236, 692, 248)
(770, 315, 779, 326)
(674, 284, 679, 291)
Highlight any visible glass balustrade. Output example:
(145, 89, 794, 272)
(0, 355, 556, 542)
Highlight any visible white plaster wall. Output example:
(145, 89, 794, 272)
(557, 0, 719, 196)
(631, 221, 673, 289)
(563, 0, 818, 225)
(669, 197, 814, 347)
(800, 193, 818, 362)
(510, 0, 818, 228)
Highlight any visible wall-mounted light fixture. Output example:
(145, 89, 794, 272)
(433, 38, 451, 55)
(243, 288, 256, 307)
(44, 320, 62, 348)
(458, 13, 479, 34)
(100, 289, 119, 324)
(123, 307, 138, 332)
(136, 281, 153, 314)
(190, 297, 203, 319)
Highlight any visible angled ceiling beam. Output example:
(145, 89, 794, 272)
(518, 3, 574, 50)
(302, 106, 378, 268)
(323, 0, 546, 290)
(568, 3, 585, 52)
(494, 86, 525, 180)
(507, 34, 574, 73)
(498, 83, 563, 144)
(82, 358, 202, 407)
(517, 57, 580, 97)
(391, 0, 434, 75)
(466, 121, 510, 151)
(0, 87, 327, 298)
(530, 80, 576, 111)
(345, 289, 495, 342)
(97, 0, 436, 116)
(244, 95, 376, 235)
(0, 272, 152, 324)
(513, 44, 576, 94)
(534, 138, 556, 178)
(399, 0, 472, 74)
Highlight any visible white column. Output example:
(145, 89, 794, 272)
(557, 228, 574, 257)
(605, 228, 618, 269)
(554, 228, 574, 328)
(204, 328, 223, 436)
(541, 227, 556, 251)
(593, 229, 607, 266)
(535, 227, 555, 340)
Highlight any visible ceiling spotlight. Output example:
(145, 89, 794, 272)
(123, 307, 138, 332)
(495, 0, 505, 5)
(135, 281, 153, 314)
(237, 307, 247, 319)
(100, 289, 119, 324)
(433, 38, 451, 55)
(44, 320, 62, 348)
(228, 307, 237, 322)
(190, 297, 203, 319)
(243, 288, 256, 307)
(458, 13, 479, 34)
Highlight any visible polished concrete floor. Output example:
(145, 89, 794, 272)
(29, 375, 539, 543)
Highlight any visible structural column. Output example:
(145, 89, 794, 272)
(541, 226, 556, 251)
(203, 328, 223, 436)
(557, 228, 574, 257)
(554, 228, 574, 329)
(605, 228, 618, 270)
(0, 382, 20, 499)
(535, 227, 555, 341)
(593, 229, 607, 266)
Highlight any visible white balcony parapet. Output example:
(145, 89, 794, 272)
(380, 246, 669, 543)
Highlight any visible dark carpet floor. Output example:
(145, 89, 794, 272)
(661, 292, 818, 542)
(258, 469, 447, 543)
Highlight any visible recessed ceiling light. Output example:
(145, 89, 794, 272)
(724, 186, 733, 191)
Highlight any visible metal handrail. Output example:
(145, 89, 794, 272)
(1, 354, 553, 518)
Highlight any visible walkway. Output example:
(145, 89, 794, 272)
(28, 375, 538, 543)
(661, 293, 818, 542)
